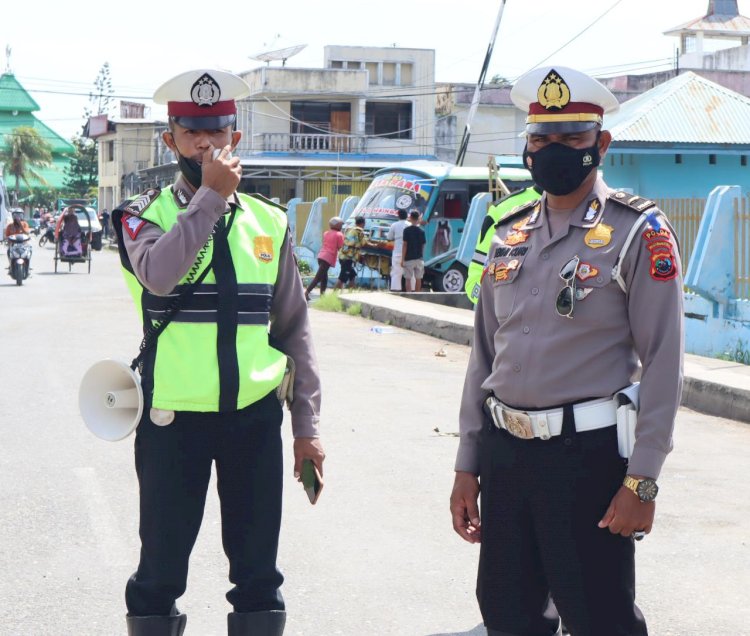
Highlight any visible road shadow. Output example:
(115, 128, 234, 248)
(426, 624, 486, 636)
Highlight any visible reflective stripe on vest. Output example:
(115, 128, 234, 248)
(142, 283, 273, 325)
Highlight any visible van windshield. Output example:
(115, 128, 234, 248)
(353, 171, 436, 220)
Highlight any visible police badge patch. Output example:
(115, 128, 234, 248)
(122, 213, 147, 240)
(253, 236, 274, 263)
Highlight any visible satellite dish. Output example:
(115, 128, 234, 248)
(249, 44, 307, 67)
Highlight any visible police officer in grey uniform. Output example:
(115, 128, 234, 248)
(449, 66, 683, 636)
(112, 69, 324, 636)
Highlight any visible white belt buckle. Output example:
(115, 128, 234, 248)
(501, 408, 534, 439)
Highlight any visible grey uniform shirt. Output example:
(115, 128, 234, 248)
(121, 175, 321, 438)
(456, 177, 683, 479)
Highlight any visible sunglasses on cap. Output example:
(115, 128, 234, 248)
(555, 255, 580, 319)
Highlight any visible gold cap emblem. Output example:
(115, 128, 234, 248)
(537, 70, 571, 111)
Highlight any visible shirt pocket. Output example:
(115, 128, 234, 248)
(571, 258, 624, 325)
(486, 256, 524, 321)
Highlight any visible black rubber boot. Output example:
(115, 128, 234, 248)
(126, 613, 187, 636)
(227, 610, 286, 635)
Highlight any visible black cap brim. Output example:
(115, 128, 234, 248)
(172, 114, 236, 130)
(526, 120, 599, 134)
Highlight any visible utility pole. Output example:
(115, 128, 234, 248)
(455, 0, 507, 166)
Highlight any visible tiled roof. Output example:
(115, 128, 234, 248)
(606, 71, 750, 145)
(0, 112, 75, 154)
(0, 73, 40, 112)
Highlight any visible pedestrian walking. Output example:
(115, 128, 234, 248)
(386, 208, 409, 291)
(450, 65, 683, 636)
(402, 210, 425, 292)
(335, 216, 367, 290)
(111, 68, 325, 636)
(305, 216, 344, 301)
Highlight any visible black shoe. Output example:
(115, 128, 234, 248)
(126, 613, 186, 636)
(228, 610, 286, 636)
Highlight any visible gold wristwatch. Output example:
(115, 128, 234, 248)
(623, 475, 659, 502)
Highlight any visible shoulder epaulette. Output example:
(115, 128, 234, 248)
(491, 186, 536, 208)
(494, 199, 538, 228)
(120, 188, 161, 217)
(249, 193, 288, 213)
(609, 191, 657, 214)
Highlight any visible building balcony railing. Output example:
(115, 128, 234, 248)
(253, 132, 368, 154)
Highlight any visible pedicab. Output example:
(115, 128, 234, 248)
(54, 205, 92, 273)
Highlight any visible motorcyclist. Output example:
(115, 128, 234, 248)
(5, 210, 31, 239)
(5, 210, 32, 268)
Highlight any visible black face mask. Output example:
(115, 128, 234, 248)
(177, 154, 203, 190)
(523, 137, 600, 196)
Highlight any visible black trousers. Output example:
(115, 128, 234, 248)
(478, 408, 648, 636)
(126, 392, 285, 616)
(306, 258, 332, 295)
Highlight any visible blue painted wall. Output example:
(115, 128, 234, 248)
(604, 151, 750, 198)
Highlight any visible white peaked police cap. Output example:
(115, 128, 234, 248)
(510, 65, 619, 134)
(153, 69, 251, 129)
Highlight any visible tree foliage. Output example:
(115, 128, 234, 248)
(489, 74, 511, 87)
(63, 135, 98, 197)
(85, 62, 114, 124)
(64, 62, 114, 198)
(0, 126, 52, 206)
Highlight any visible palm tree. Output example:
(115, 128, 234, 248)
(0, 126, 52, 206)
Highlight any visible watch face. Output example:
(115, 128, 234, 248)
(637, 479, 659, 502)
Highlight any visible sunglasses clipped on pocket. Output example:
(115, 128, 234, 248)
(556, 255, 580, 319)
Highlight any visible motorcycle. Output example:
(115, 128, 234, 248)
(38, 224, 55, 247)
(7, 233, 32, 286)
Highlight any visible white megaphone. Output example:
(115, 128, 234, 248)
(79, 359, 144, 441)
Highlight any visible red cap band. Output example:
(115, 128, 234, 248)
(167, 100, 237, 117)
(528, 101, 604, 116)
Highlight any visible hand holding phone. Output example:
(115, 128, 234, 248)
(301, 458, 323, 505)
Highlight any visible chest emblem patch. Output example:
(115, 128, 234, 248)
(584, 223, 613, 249)
(576, 262, 598, 281)
(575, 287, 594, 301)
(504, 230, 529, 246)
(254, 236, 274, 263)
(512, 217, 531, 231)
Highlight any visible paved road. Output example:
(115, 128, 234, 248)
(1, 245, 749, 635)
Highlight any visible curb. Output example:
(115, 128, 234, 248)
(339, 296, 750, 425)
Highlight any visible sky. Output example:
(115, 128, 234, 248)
(0, 0, 741, 141)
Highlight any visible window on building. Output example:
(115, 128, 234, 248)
(675, 154, 682, 164)
(366, 62, 379, 84)
(330, 60, 343, 69)
(107, 141, 115, 162)
(401, 63, 413, 86)
(290, 102, 351, 134)
(709, 154, 717, 165)
(742, 155, 747, 167)
(365, 102, 412, 139)
(382, 63, 396, 86)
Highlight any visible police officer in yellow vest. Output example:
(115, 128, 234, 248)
(450, 66, 683, 636)
(465, 186, 541, 304)
(112, 69, 324, 636)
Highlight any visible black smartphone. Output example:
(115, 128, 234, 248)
(301, 458, 323, 505)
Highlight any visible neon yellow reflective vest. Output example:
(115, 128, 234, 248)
(465, 186, 541, 304)
(117, 190, 288, 413)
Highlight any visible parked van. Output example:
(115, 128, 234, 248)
(347, 165, 532, 291)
